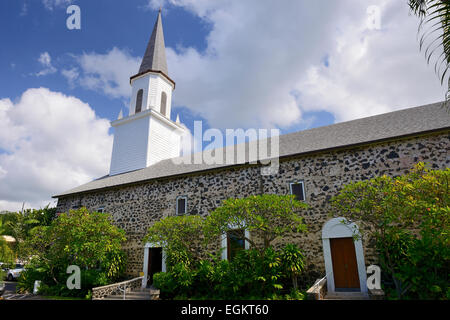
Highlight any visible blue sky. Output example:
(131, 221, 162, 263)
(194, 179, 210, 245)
(0, 0, 212, 128)
(0, 0, 337, 136)
(0, 0, 445, 211)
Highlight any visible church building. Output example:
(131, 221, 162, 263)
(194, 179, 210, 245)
(54, 11, 450, 297)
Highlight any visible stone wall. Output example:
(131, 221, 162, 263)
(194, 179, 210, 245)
(56, 131, 450, 279)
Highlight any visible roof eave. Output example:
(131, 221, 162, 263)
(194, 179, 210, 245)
(52, 126, 450, 199)
(130, 69, 176, 89)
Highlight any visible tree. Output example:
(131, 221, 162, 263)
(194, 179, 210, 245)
(205, 194, 308, 252)
(147, 195, 309, 299)
(20, 208, 127, 297)
(2, 205, 57, 259)
(331, 163, 449, 299)
(144, 215, 205, 269)
(280, 244, 305, 291)
(409, 0, 450, 105)
(0, 219, 15, 265)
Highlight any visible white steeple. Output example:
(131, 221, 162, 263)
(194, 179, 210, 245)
(109, 10, 185, 176)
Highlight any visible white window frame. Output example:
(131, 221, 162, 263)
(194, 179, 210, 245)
(97, 207, 105, 213)
(176, 196, 188, 215)
(289, 181, 306, 201)
(221, 224, 250, 261)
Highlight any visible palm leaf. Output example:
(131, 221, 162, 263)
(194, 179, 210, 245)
(409, 0, 450, 109)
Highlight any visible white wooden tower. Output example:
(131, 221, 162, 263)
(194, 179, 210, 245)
(109, 9, 185, 176)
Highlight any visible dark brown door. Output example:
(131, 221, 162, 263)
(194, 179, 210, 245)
(147, 248, 162, 286)
(330, 237, 360, 291)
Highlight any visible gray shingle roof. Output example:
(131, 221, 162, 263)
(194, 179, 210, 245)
(138, 9, 168, 75)
(54, 102, 450, 198)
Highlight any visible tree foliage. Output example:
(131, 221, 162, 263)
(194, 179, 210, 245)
(205, 194, 308, 251)
(144, 215, 205, 268)
(332, 162, 449, 299)
(0, 205, 57, 260)
(280, 244, 305, 290)
(154, 246, 306, 300)
(409, 0, 450, 105)
(146, 194, 309, 299)
(18, 208, 127, 297)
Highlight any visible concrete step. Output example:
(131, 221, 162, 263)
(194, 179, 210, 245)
(99, 289, 160, 300)
(324, 292, 369, 300)
(102, 295, 151, 300)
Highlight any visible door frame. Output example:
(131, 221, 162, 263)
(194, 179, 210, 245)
(322, 218, 368, 295)
(142, 242, 166, 288)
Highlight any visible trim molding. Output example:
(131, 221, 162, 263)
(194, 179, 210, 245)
(142, 242, 166, 288)
(130, 69, 176, 89)
(322, 217, 368, 295)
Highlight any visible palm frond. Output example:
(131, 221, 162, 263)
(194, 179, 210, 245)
(409, 0, 450, 110)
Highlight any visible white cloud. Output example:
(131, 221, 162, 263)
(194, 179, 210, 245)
(0, 88, 113, 212)
(42, 0, 73, 11)
(58, 1, 444, 130)
(69, 47, 141, 99)
(36, 52, 57, 77)
(142, 0, 445, 129)
(295, 0, 446, 122)
(61, 67, 79, 86)
(20, 3, 28, 16)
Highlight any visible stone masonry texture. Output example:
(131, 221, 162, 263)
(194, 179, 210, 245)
(56, 132, 450, 282)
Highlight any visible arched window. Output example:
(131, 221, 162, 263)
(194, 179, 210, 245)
(160, 92, 167, 116)
(135, 89, 143, 114)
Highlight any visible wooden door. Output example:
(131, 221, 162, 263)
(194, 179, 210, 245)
(330, 237, 360, 290)
(147, 247, 162, 285)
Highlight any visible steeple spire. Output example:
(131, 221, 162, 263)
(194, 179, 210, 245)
(139, 9, 168, 75)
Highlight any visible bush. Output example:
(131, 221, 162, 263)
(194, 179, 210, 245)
(332, 163, 449, 299)
(144, 215, 205, 269)
(18, 208, 127, 297)
(154, 245, 307, 300)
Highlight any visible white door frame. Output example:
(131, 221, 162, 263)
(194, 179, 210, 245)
(142, 242, 166, 288)
(322, 217, 368, 295)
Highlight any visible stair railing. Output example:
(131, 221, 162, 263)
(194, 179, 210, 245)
(311, 272, 332, 300)
(92, 276, 144, 300)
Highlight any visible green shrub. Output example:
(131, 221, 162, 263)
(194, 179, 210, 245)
(280, 244, 305, 290)
(153, 245, 307, 300)
(18, 208, 127, 297)
(146, 194, 310, 300)
(332, 163, 449, 299)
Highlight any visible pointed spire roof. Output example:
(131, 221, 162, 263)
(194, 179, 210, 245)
(139, 8, 168, 75)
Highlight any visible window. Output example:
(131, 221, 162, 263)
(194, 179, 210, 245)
(226, 229, 245, 261)
(176, 196, 187, 215)
(160, 92, 167, 116)
(97, 207, 105, 213)
(290, 181, 306, 201)
(221, 227, 250, 261)
(135, 89, 143, 114)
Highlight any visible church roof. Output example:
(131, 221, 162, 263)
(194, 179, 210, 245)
(138, 9, 168, 75)
(53, 102, 450, 198)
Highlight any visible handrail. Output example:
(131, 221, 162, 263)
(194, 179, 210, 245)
(311, 272, 332, 300)
(118, 282, 127, 300)
(92, 276, 144, 300)
(93, 276, 144, 291)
